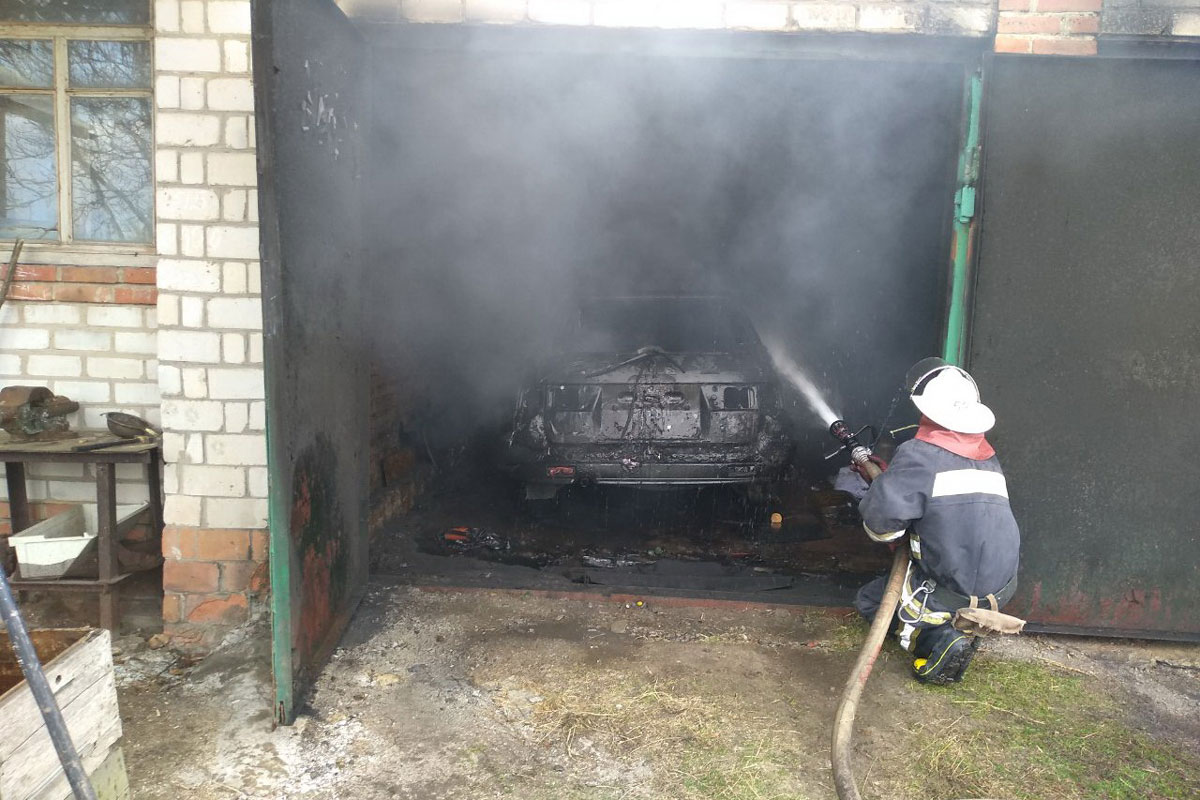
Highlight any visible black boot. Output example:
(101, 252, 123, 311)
(912, 624, 978, 685)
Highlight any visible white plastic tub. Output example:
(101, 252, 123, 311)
(11, 506, 97, 580)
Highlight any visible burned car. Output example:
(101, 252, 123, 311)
(499, 297, 792, 499)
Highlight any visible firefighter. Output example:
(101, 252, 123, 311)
(854, 358, 1020, 685)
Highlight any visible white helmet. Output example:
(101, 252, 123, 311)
(905, 357, 995, 435)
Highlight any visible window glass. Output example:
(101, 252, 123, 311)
(0, 0, 151, 25)
(70, 97, 151, 242)
(0, 40, 53, 88)
(0, 94, 59, 240)
(68, 40, 151, 89)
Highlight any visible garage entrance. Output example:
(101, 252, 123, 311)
(361, 27, 976, 641)
(254, 1, 979, 723)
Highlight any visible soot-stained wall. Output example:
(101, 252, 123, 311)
(364, 34, 965, 466)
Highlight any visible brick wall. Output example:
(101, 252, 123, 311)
(340, 0, 1200, 50)
(341, 0, 997, 35)
(368, 369, 429, 542)
(153, 0, 268, 647)
(996, 0, 1102, 54)
(1102, 0, 1200, 36)
(0, 244, 160, 538)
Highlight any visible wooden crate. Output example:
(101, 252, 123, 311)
(0, 628, 129, 800)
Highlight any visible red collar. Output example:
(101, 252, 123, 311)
(914, 416, 995, 460)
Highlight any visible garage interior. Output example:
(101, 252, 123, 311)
(358, 31, 975, 603)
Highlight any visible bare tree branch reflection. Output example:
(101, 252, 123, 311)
(69, 41, 150, 89)
(0, 40, 53, 88)
(71, 97, 151, 242)
(0, 94, 58, 239)
(1, 33, 152, 243)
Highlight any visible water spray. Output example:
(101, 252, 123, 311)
(761, 337, 840, 425)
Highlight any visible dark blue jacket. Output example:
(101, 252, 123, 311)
(858, 439, 1020, 599)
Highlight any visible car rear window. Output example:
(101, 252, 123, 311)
(578, 298, 754, 353)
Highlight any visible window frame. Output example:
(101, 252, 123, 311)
(0, 21, 154, 249)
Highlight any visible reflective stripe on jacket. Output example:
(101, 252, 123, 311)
(858, 438, 1020, 599)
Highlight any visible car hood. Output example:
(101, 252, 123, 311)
(541, 352, 773, 385)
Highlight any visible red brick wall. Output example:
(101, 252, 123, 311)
(162, 525, 268, 646)
(3, 263, 157, 306)
(368, 368, 428, 540)
(996, 0, 1101, 54)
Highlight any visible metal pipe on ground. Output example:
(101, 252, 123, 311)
(0, 566, 99, 800)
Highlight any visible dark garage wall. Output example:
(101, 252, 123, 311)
(971, 55, 1200, 639)
(363, 34, 966, 462)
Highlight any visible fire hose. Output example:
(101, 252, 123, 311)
(826, 420, 1001, 800)
(826, 419, 902, 800)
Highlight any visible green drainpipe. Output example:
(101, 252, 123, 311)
(943, 70, 983, 367)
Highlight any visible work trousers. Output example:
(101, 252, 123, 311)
(855, 560, 955, 652)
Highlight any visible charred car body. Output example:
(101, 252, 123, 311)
(499, 297, 793, 499)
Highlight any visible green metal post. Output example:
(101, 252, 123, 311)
(943, 70, 983, 367)
(250, 0, 295, 727)
(266, 393, 292, 725)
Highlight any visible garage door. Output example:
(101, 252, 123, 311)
(253, 0, 370, 724)
(970, 55, 1200, 640)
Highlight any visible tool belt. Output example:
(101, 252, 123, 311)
(928, 573, 1018, 613)
(927, 574, 1026, 637)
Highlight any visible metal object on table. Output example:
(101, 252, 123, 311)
(71, 412, 161, 452)
(0, 386, 80, 440)
(103, 411, 161, 439)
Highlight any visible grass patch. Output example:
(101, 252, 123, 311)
(529, 668, 816, 799)
(825, 616, 869, 653)
(907, 657, 1200, 800)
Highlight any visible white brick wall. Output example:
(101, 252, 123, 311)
(156, 0, 268, 532)
(0, 299, 160, 533)
(0, 303, 160, 432)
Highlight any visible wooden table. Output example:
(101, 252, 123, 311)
(0, 436, 163, 631)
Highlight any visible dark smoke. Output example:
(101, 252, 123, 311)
(363, 31, 961, 467)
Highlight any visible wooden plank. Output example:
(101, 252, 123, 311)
(0, 630, 88, 696)
(7, 574, 133, 591)
(0, 628, 123, 800)
(0, 630, 115, 760)
(0, 437, 157, 456)
(85, 746, 131, 800)
(0, 451, 154, 465)
(31, 746, 133, 800)
(0, 629, 87, 669)
(0, 677, 122, 800)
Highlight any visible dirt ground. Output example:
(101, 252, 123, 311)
(117, 585, 1200, 800)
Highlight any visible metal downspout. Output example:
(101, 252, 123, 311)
(943, 70, 983, 367)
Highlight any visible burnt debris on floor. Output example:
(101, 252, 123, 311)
(371, 439, 890, 601)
